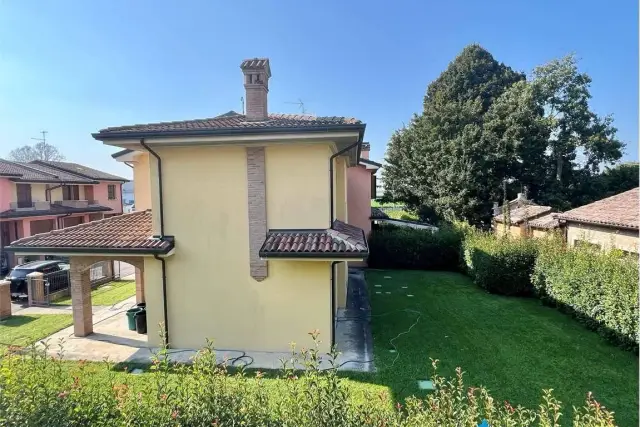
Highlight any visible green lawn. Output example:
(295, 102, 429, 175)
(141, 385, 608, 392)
(53, 280, 136, 306)
(0, 314, 73, 354)
(358, 270, 638, 426)
(370, 201, 418, 220)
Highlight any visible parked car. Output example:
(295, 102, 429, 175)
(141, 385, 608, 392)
(5, 260, 70, 299)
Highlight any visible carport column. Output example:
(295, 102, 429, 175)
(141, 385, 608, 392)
(135, 268, 145, 304)
(70, 259, 93, 337)
(0, 280, 11, 319)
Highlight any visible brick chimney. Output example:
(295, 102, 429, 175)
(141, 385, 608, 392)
(240, 58, 271, 121)
(361, 142, 370, 160)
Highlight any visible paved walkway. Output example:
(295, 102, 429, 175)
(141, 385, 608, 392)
(37, 273, 374, 372)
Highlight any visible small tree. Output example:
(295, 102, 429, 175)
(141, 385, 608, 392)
(7, 141, 65, 162)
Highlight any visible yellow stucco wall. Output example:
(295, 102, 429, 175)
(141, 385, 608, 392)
(531, 228, 551, 239)
(265, 144, 330, 229)
(133, 152, 152, 211)
(335, 157, 347, 222)
(567, 222, 639, 253)
(336, 261, 348, 309)
(144, 145, 333, 352)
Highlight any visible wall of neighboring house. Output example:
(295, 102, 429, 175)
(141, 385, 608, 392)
(566, 222, 639, 253)
(0, 178, 13, 211)
(346, 165, 372, 237)
(494, 222, 526, 238)
(531, 228, 552, 239)
(144, 144, 336, 352)
(133, 152, 152, 211)
(93, 182, 123, 213)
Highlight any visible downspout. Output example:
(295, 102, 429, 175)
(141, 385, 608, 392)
(140, 139, 171, 346)
(329, 140, 361, 227)
(330, 261, 340, 348)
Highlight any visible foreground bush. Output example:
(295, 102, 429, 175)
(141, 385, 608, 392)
(368, 224, 462, 271)
(463, 231, 538, 296)
(0, 335, 618, 426)
(532, 238, 639, 351)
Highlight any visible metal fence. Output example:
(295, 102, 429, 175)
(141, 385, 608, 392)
(28, 261, 135, 306)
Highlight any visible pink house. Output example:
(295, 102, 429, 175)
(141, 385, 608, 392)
(0, 159, 127, 272)
(347, 143, 381, 265)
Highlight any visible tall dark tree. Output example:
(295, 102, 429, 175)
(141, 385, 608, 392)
(384, 44, 524, 224)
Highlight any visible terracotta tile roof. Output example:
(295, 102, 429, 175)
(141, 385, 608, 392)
(6, 210, 173, 254)
(16, 162, 97, 183)
(94, 111, 362, 137)
(259, 220, 368, 258)
(557, 188, 639, 229)
(370, 207, 389, 220)
(494, 205, 552, 225)
(0, 204, 112, 219)
(31, 161, 128, 182)
(528, 213, 561, 229)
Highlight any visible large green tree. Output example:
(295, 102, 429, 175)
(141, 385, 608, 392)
(384, 44, 524, 224)
(531, 55, 624, 208)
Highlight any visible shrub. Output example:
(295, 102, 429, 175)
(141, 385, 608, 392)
(0, 339, 618, 426)
(368, 224, 462, 271)
(532, 238, 639, 351)
(463, 232, 538, 296)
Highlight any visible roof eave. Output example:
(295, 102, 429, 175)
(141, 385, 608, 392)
(258, 250, 369, 259)
(92, 123, 366, 141)
(5, 241, 175, 256)
(558, 217, 639, 231)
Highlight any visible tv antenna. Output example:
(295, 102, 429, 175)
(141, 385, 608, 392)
(285, 98, 307, 114)
(31, 130, 48, 144)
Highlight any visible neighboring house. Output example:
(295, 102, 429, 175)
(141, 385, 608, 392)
(7, 58, 369, 353)
(556, 188, 639, 253)
(0, 159, 127, 270)
(493, 204, 554, 238)
(346, 143, 380, 266)
(527, 213, 561, 238)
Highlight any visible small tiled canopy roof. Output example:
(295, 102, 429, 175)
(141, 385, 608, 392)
(528, 213, 561, 229)
(6, 210, 173, 255)
(557, 188, 639, 230)
(259, 220, 368, 259)
(94, 111, 362, 138)
(494, 205, 552, 225)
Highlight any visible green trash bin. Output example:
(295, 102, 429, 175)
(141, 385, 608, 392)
(126, 308, 142, 331)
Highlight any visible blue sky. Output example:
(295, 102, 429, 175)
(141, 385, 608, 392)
(1, 0, 637, 179)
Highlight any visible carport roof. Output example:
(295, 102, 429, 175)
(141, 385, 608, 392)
(5, 210, 173, 255)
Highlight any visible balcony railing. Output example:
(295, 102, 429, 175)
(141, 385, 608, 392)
(9, 201, 51, 211)
(53, 200, 89, 208)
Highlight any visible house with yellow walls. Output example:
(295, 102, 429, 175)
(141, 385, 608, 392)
(7, 58, 368, 353)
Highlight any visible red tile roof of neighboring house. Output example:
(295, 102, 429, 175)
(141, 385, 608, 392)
(528, 213, 561, 229)
(6, 210, 173, 254)
(494, 205, 552, 225)
(259, 220, 368, 258)
(370, 207, 390, 220)
(557, 188, 639, 230)
(31, 161, 128, 182)
(94, 111, 362, 137)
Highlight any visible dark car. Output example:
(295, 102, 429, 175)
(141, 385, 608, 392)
(5, 260, 70, 299)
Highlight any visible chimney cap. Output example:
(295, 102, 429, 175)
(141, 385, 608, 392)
(240, 58, 271, 78)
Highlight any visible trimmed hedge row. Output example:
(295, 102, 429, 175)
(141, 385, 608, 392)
(367, 225, 462, 271)
(462, 232, 538, 296)
(532, 239, 639, 351)
(368, 224, 638, 350)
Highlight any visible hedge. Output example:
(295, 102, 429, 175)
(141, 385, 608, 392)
(367, 225, 462, 271)
(462, 232, 538, 296)
(532, 238, 639, 351)
(0, 341, 617, 426)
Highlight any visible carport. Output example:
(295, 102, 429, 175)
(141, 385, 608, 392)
(5, 210, 174, 337)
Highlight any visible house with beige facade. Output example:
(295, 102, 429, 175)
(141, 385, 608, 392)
(7, 58, 368, 353)
(493, 202, 554, 238)
(556, 188, 639, 253)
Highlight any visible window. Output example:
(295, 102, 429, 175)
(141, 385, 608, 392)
(16, 183, 32, 208)
(108, 184, 117, 200)
(62, 185, 80, 201)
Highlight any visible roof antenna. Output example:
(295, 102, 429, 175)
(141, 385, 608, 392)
(285, 98, 306, 114)
(241, 97, 245, 114)
(31, 130, 48, 144)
